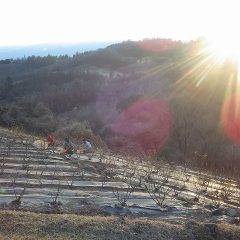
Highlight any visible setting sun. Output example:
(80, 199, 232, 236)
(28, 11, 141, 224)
(206, 34, 240, 62)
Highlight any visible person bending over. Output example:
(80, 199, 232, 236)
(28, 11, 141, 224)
(61, 137, 74, 157)
(79, 139, 93, 159)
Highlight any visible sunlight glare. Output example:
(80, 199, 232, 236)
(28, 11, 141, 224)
(206, 32, 240, 62)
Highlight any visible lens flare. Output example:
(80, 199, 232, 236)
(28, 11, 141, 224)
(96, 76, 166, 129)
(203, 28, 240, 63)
(112, 98, 172, 152)
(221, 93, 240, 144)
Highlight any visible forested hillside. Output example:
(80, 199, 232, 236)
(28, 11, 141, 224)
(0, 39, 238, 174)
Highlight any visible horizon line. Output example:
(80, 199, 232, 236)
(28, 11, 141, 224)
(0, 36, 198, 48)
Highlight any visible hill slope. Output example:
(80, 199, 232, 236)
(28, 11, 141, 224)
(0, 127, 240, 239)
(0, 39, 239, 172)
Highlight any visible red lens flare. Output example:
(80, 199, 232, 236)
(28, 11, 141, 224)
(112, 98, 172, 152)
(221, 93, 240, 144)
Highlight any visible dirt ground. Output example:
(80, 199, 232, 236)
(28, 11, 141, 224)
(0, 128, 240, 239)
(0, 210, 240, 240)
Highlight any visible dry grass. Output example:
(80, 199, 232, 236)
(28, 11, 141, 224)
(0, 210, 239, 240)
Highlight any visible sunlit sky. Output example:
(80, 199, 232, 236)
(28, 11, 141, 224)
(0, 0, 239, 47)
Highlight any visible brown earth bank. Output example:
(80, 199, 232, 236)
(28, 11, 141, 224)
(0, 210, 239, 240)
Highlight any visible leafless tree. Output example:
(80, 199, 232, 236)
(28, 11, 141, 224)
(101, 157, 118, 182)
(112, 165, 137, 206)
(145, 181, 172, 208)
(50, 163, 62, 206)
(36, 167, 47, 186)
(144, 161, 173, 209)
(50, 180, 62, 209)
(11, 174, 28, 206)
(219, 179, 234, 202)
(192, 173, 212, 201)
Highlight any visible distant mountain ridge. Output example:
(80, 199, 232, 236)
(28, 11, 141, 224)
(0, 41, 117, 60)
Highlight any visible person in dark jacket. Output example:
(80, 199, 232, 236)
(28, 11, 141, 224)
(61, 137, 74, 157)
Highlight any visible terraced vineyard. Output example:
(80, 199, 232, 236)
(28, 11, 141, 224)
(0, 128, 240, 224)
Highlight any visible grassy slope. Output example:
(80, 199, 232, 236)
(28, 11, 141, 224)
(0, 210, 239, 240)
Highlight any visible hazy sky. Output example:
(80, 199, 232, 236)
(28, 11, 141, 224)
(0, 0, 238, 46)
